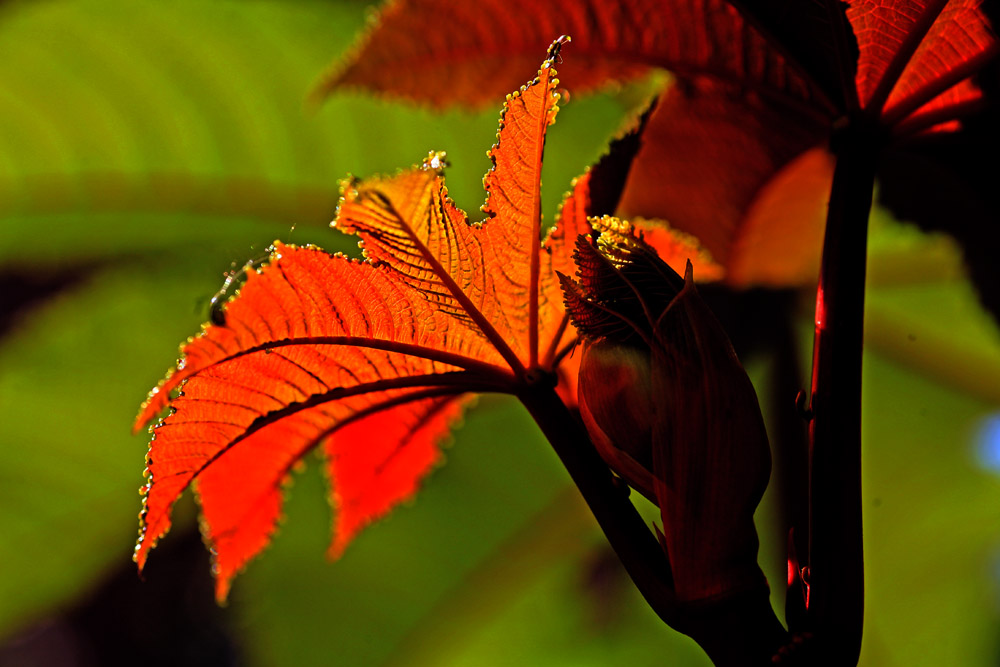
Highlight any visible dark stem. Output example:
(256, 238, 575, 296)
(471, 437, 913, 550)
(824, 0, 861, 112)
(806, 118, 881, 665)
(676, 590, 791, 667)
(520, 383, 789, 665)
(770, 302, 810, 631)
(518, 383, 678, 624)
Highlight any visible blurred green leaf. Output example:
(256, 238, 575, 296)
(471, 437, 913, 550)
(860, 351, 1000, 665)
(0, 254, 228, 630)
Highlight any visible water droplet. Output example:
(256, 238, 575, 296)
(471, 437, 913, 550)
(556, 88, 571, 104)
(422, 150, 449, 173)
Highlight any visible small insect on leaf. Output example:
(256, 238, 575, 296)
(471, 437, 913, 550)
(207, 254, 272, 327)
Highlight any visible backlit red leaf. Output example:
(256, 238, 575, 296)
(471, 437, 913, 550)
(135, 243, 504, 598)
(324, 394, 468, 559)
(850, 0, 997, 124)
(134, 44, 640, 598)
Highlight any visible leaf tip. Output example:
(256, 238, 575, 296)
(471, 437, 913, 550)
(134, 374, 175, 434)
(214, 574, 233, 606)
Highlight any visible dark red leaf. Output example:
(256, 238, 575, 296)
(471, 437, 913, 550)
(314, 0, 830, 113)
(849, 0, 997, 123)
(618, 79, 829, 286)
(317, 0, 996, 295)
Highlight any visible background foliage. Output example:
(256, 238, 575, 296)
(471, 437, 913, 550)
(0, 1, 999, 665)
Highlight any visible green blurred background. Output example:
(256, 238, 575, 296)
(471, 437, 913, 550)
(0, 1, 999, 665)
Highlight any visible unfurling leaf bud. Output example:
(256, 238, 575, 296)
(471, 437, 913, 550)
(578, 341, 656, 501)
(562, 219, 771, 603)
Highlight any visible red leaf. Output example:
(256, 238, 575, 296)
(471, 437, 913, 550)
(135, 244, 499, 597)
(197, 393, 467, 600)
(325, 395, 468, 559)
(849, 0, 997, 123)
(318, 0, 996, 290)
(617, 79, 828, 285)
(315, 0, 835, 288)
(135, 43, 638, 598)
(313, 0, 829, 113)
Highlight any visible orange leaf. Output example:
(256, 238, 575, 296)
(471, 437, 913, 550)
(134, 41, 634, 599)
(727, 148, 836, 286)
(325, 395, 468, 559)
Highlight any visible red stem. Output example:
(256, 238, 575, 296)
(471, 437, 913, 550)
(806, 118, 880, 665)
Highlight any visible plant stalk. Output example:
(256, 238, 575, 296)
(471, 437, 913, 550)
(677, 590, 790, 667)
(521, 383, 788, 665)
(771, 304, 810, 631)
(806, 120, 880, 665)
(518, 383, 679, 624)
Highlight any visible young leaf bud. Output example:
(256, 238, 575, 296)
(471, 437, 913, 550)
(578, 341, 656, 502)
(562, 219, 771, 603)
(649, 268, 771, 602)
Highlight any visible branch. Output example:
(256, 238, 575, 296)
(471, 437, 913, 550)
(517, 382, 679, 624)
(805, 117, 881, 665)
(520, 382, 789, 665)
